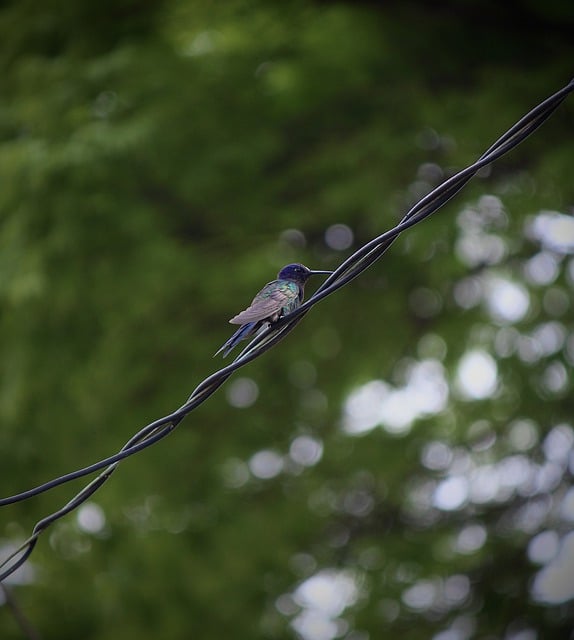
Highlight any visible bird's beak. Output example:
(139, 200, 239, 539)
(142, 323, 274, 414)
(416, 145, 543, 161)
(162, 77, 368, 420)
(310, 270, 333, 276)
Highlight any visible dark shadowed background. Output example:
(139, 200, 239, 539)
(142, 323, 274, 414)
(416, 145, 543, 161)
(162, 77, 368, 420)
(1, 1, 573, 638)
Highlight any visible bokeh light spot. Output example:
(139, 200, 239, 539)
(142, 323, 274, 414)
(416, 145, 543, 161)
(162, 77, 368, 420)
(528, 210, 574, 254)
(484, 277, 529, 324)
(290, 435, 323, 467)
(532, 532, 574, 603)
(325, 224, 353, 250)
(226, 377, 259, 408)
(402, 580, 436, 610)
(456, 350, 498, 399)
(433, 476, 469, 511)
(528, 530, 559, 565)
(77, 503, 106, 534)
(248, 450, 283, 479)
(455, 524, 487, 554)
(291, 569, 360, 640)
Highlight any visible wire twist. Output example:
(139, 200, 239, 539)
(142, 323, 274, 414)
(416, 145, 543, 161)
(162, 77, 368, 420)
(1, 78, 573, 582)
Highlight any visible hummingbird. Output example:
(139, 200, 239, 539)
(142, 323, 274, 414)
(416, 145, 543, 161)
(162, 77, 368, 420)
(215, 263, 332, 357)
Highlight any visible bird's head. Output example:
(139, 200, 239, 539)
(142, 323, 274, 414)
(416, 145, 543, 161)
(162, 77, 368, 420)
(277, 263, 332, 285)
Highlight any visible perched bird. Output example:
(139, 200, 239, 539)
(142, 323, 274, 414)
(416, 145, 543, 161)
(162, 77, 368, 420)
(215, 263, 332, 357)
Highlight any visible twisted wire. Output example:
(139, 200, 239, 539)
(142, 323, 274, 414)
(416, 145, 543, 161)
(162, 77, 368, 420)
(1, 78, 572, 582)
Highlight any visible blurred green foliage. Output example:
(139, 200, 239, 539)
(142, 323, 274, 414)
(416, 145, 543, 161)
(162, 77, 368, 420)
(1, 1, 573, 638)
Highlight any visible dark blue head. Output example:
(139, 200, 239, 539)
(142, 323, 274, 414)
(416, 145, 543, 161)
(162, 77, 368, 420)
(277, 263, 332, 285)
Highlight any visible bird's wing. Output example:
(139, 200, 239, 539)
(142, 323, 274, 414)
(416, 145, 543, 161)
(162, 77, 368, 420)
(229, 280, 299, 325)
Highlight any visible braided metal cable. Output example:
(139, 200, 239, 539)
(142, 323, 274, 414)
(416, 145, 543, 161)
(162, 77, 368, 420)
(1, 78, 573, 582)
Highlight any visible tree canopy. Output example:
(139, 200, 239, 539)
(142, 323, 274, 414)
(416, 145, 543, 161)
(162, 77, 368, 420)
(1, 1, 573, 638)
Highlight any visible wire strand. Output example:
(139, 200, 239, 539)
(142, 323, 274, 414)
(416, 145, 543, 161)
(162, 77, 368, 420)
(1, 78, 572, 582)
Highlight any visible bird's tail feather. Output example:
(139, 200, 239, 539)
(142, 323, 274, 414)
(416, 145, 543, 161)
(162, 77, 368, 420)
(213, 321, 261, 357)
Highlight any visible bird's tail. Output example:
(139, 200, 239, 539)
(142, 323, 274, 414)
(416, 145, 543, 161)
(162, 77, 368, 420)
(214, 321, 261, 358)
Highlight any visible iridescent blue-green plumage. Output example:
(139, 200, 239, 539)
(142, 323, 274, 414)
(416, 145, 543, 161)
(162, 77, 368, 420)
(215, 263, 332, 357)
